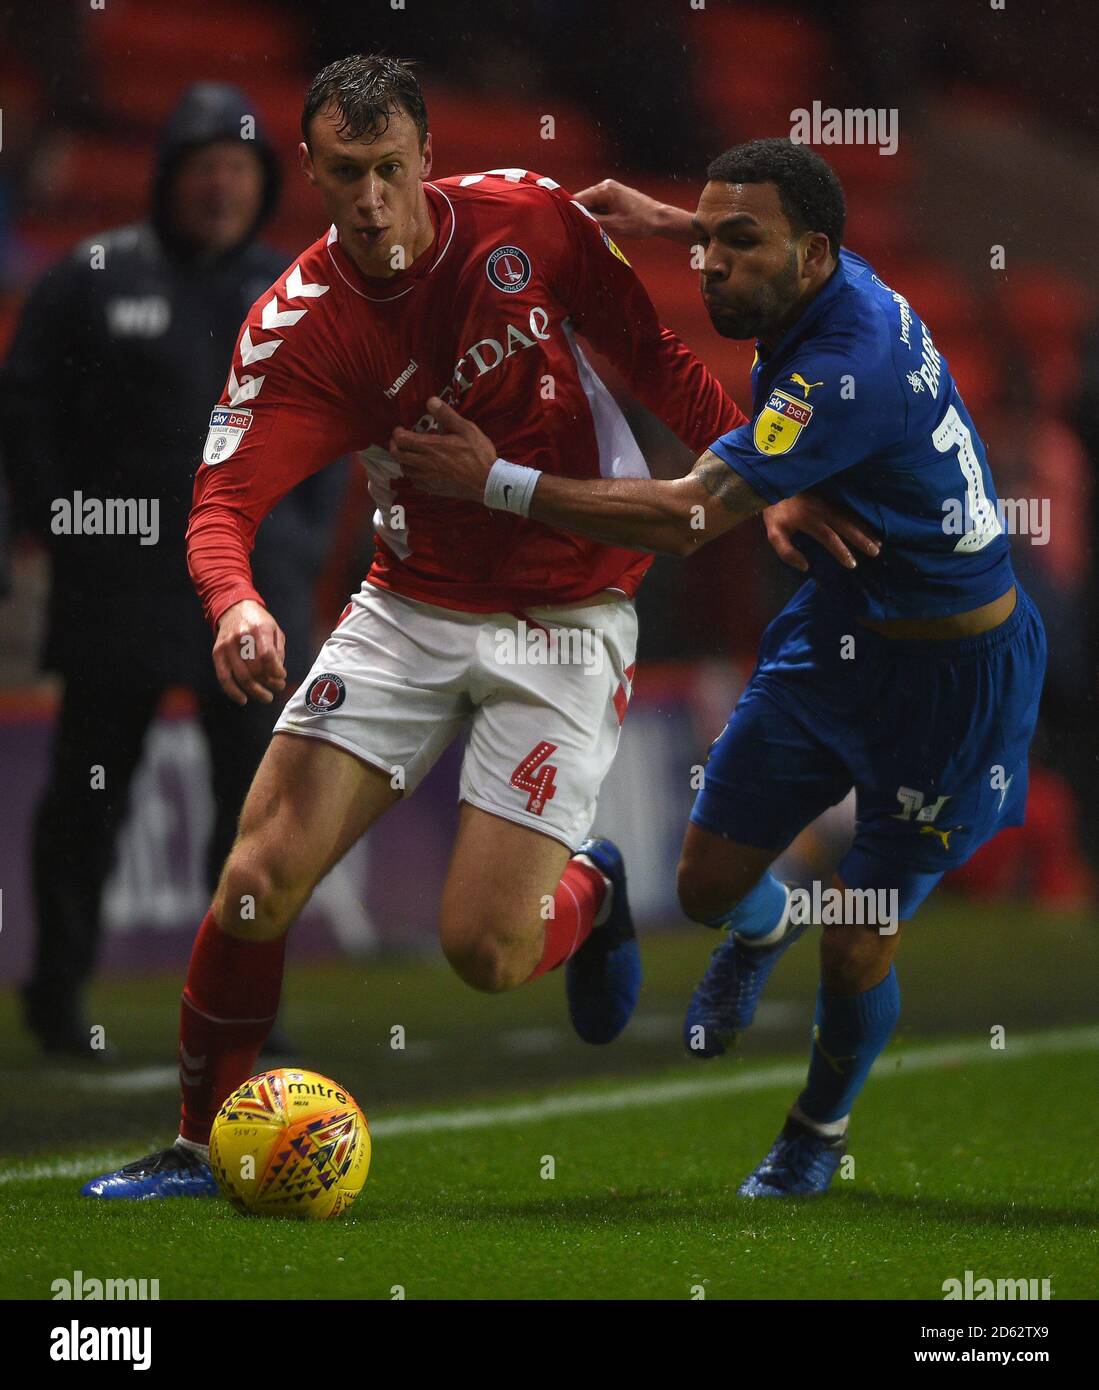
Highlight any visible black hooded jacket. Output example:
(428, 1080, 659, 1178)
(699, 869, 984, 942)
(2, 83, 345, 685)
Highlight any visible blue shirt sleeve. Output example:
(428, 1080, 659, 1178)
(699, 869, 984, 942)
(708, 350, 902, 503)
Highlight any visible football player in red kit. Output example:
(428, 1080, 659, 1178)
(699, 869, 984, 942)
(83, 55, 862, 1199)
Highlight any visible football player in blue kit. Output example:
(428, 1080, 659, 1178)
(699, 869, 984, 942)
(391, 139, 1047, 1198)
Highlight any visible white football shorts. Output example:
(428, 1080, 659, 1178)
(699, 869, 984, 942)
(274, 582, 639, 849)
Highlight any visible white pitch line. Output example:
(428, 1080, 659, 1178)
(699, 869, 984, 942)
(61, 1065, 179, 1094)
(0, 1152, 134, 1187)
(370, 1024, 1099, 1139)
(500, 1026, 561, 1055)
(53, 1003, 814, 1094)
(3, 1024, 1096, 1187)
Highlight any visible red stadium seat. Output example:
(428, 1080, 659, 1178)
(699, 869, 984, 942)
(33, 133, 155, 223)
(992, 266, 1094, 411)
(87, 0, 305, 131)
(0, 293, 22, 360)
(820, 140, 917, 194)
(894, 261, 982, 334)
(844, 195, 916, 265)
(931, 337, 999, 419)
(948, 764, 1095, 911)
(423, 87, 612, 190)
(10, 215, 111, 270)
(690, 7, 835, 142)
(995, 266, 1094, 342)
(0, 59, 45, 137)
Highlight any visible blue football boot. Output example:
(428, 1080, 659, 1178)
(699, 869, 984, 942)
(738, 1114, 846, 1197)
(565, 837, 641, 1045)
(81, 1144, 218, 1199)
(683, 913, 810, 1059)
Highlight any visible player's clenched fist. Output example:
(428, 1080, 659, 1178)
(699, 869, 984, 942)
(390, 398, 497, 501)
(212, 599, 287, 706)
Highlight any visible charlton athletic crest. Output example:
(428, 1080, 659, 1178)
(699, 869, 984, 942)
(305, 673, 347, 714)
(486, 245, 532, 293)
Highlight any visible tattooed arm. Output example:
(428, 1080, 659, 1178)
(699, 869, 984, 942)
(392, 398, 880, 567)
(524, 450, 768, 556)
(390, 398, 768, 557)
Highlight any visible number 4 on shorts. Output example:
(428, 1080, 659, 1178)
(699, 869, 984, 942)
(511, 741, 559, 816)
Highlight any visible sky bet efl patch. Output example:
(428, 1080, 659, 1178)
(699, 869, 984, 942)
(203, 407, 253, 466)
(753, 389, 814, 455)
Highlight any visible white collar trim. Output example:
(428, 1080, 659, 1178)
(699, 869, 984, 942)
(325, 183, 456, 303)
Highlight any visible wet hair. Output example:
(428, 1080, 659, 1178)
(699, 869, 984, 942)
(706, 138, 845, 256)
(302, 53, 428, 149)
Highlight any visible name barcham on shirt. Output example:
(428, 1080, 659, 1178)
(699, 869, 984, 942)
(494, 620, 605, 676)
(50, 492, 159, 546)
(916, 320, 941, 395)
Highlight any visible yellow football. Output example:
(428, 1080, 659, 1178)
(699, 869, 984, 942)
(209, 1068, 371, 1219)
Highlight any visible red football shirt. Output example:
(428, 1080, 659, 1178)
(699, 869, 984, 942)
(187, 169, 746, 625)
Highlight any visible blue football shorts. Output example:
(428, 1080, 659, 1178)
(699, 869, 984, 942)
(690, 580, 1047, 918)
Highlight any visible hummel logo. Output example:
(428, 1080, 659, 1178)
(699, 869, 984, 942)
(383, 358, 419, 399)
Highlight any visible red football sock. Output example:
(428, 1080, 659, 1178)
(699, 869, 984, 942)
(178, 911, 286, 1145)
(527, 857, 607, 981)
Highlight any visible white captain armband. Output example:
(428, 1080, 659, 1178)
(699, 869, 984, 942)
(484, 458, 542, 517)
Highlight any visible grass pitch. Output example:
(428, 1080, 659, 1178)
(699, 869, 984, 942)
(1, 902, 1096, 1300)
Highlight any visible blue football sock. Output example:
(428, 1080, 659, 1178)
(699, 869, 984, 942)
(797, 966, 901, 1126)
(697, 871, 789, 941)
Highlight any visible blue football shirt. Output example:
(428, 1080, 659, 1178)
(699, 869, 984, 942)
(709, 249, 1015, 619)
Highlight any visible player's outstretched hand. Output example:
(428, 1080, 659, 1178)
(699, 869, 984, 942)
(213, 599, 287, 706)
(573, 179, 694, 244)
(390, 398, 497, 502)
(764, 493, 881, 573)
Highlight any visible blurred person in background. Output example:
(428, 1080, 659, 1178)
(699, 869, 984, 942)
(1, 83, 346, 1059)
(0, 1, 101, 289)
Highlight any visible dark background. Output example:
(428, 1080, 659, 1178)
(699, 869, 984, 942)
(0, 0, 1095, 905)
